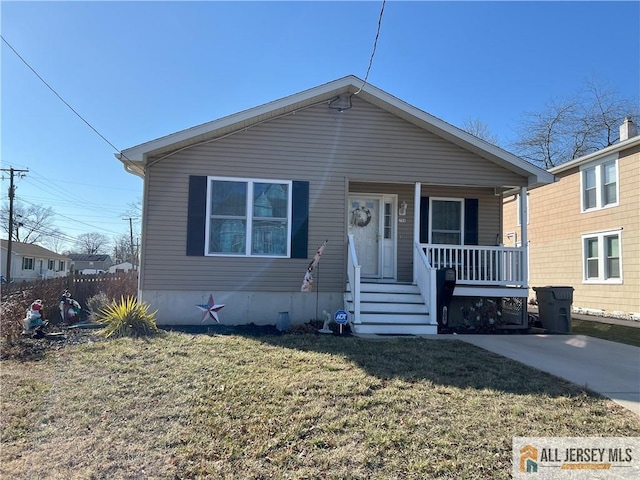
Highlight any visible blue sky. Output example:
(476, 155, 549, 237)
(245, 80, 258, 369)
(2, 0, 639, 251)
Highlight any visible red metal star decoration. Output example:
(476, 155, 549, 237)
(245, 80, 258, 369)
(197, 294, 225, 323)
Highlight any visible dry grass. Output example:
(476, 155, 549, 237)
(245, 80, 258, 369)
(1, 331, 639, 479)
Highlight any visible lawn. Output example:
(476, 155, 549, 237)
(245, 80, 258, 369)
(2, 331, 639, 479)
(571, 318, 640, 347)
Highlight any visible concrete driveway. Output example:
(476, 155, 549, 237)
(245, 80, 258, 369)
(453, 334, 640, 415)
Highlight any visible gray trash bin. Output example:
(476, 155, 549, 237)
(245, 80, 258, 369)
(533, 286, 574, 333)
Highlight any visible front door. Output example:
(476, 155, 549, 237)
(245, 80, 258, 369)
(348, 194, 396, 279)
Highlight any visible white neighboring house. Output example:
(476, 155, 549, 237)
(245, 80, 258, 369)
(108, 262, 134, 273)
(0, 239, 71, 281)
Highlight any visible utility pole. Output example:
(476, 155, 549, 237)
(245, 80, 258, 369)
(1, 167, 28, 282)
(123, 217, 138, 269)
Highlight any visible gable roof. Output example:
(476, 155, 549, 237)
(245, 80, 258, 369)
(67, 253, 112, 262)
(0, 239, 70, 260)
(117, 75, 554, 188)
(549, 134, 640, 174)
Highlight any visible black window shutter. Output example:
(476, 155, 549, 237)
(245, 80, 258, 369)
(291, 181, 309, 258)
(464, 198, 479, 245)
(419, 196, 429, 243)
(186, 176, 207, 256)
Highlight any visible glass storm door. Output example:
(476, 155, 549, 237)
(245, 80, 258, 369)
(349, 196, 380, 277)
(348, 195, 396, 279)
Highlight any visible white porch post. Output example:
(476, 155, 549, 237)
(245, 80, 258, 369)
(519, 186, 529, 287)
(413, 182, 421, 283)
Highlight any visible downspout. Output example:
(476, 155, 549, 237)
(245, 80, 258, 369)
(413, 182, 421, 284)
(519, 186, 528, 288)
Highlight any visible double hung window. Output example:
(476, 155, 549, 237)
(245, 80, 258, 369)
(430, 198, 463, 245)
(582, 230, 622, 283)
(581, 157, 618, 212)
(207, 178, 292, 257)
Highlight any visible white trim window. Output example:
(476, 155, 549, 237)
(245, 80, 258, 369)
(429, 197, 464, 245)
(22, 257, 34, 270)
(582, 229, 622, 283)
(206, 177, 292, 257)
(580, 156, 618, 212)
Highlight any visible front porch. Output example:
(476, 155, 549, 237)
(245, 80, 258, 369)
(345, 182, 531, 335)
(346, 238, 529, 335)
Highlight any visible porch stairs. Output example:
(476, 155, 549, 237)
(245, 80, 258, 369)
(345, 282, 438, 335)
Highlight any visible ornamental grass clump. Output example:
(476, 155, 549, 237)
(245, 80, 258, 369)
(96, 296, 159, 338)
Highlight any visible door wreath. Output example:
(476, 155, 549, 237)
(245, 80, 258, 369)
(351, 206, 372, 227)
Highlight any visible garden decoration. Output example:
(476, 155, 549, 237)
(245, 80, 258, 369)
(318, 310, 333, 334)
(59, 289, 82, 324)
(197, 294, 225, 323)
(22, 299, 47, 337)
(301, 240, 328, 293)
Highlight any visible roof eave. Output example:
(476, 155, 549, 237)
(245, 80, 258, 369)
(116, 76, 362, 177)
(549, 135, 640, 174)
(116, 75, 555, 187)
(354, 83, 555, 187)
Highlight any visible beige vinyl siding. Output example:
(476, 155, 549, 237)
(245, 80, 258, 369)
(421, 185, 502, 247)
(142, 97, 527, 293)
(503, 144, 640, 316)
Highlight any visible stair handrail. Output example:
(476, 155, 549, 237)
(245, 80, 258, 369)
(414, 240, 437, 321)
(347, 234, 361, 324)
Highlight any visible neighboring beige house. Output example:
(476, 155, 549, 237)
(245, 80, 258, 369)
(503, 118, 640, 320)
(0, 239, 71, 282)
(116, 75, 553, 333)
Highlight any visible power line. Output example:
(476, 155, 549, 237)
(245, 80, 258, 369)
(0, 35, 135, 169)
(18, 197, 125, 237)
(355, 0, 386, 95)
(20, 177, 131, 216)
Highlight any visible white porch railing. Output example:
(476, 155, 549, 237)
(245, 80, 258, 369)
(414, 241, 437, 321)
(423, 244, 526, 287)
(346, 234, 361, 324)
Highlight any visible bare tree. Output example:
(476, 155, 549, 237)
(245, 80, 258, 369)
(512, 78, 639, 168)
(0, 201, 63, 244)
(123, 198, 142, 219)
(41, 235, 69, 254)
(112, 233, 137, 265)
(75, 232, 110, 255)
(461, 118, 499, 145)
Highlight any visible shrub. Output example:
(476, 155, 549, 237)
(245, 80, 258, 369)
(0, 292, 27, 342)
(86, 292, 111, 322)
(96, 296, 159, 338)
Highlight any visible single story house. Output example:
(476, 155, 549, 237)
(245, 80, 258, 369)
(108, 262, 134, 273)
(68, 254, 113, 273)
(503, 117, 640, 320)
(116, 75, 554, 334)
(0, 239, 71, 282)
